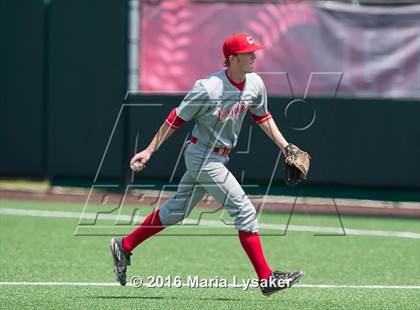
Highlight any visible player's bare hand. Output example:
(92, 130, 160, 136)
(283, 143, 300, 156)
(130, 149, 152, 172)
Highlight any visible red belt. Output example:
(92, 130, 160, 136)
(190, 136, 231, 155)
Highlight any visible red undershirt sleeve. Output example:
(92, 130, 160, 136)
(250, 112, 272, 124)
(165, 108, 187, 129)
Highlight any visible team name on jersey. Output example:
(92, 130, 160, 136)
(216, 101, 249, 121)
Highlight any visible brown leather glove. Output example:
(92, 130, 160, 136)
(284, 144, 311, 187)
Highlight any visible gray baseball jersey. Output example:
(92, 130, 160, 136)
(175, 70, 271, 149)
(159, 70, 272, 232)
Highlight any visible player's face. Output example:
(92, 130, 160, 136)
(235, 52, 257, 73)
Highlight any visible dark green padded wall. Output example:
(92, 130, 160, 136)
(126, 94, 420, 189)
(47, 0, 127, 181)
(0, 0, 46, 176)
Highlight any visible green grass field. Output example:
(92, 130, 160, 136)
(1, 199, 419, 309)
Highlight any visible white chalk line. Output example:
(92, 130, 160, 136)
(1, 207, 419, 239)
(0, 281, 419, 289)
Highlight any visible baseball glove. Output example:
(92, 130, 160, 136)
(284, 144, 311, 187)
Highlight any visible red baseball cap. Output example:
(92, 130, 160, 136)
(223, 33, 264, 59)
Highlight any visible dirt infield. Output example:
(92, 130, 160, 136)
(1, 187, 419, 218)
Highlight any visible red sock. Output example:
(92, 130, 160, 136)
(122, 209, 165, 253)
(238, 230, 272, 280)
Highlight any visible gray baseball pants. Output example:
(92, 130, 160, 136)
(159, 142, 258, 232)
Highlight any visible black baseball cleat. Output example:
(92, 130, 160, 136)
(260, 270, 304, 297)
(109, 237, 131, 286)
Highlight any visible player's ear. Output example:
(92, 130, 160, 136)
(229, 54, 237, 65)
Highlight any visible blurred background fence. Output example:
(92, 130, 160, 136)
(1, 0, 419, 197)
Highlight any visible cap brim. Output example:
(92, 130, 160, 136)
(235, 44, 264, 54)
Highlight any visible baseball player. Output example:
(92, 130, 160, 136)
(110, 33, 304, 297)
